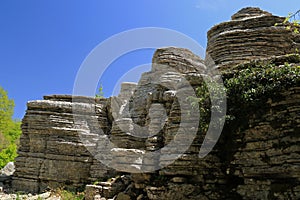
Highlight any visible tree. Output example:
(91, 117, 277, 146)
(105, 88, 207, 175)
(0, 86, 21, 168)
(0, 132, 10, 150)
(0, 86, 14, 133)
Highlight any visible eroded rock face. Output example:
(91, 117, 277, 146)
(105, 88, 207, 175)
(11, 7, 300, 200)
(206, 7, 300, 69)
(230, 86, 300, 199)
(12, 95, 113, 193)
(142, 57, 300, 200)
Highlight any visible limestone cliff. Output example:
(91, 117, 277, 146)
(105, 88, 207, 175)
(11, 7, 300, 200)
(12, 96, 114, 192)
(206, 7, 300, 69)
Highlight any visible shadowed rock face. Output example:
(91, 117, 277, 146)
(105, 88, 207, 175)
(206, 7, 300, 69)
(11, 7, 300, 200)
(230, 86, 300, 199)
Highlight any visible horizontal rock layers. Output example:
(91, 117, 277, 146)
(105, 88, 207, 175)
(141, 55, 300, 200)
(231, 86, 300, 199)
(12, 95, 113, 193)
(11, 7, 300, 200)
(206, 7, 300, 69)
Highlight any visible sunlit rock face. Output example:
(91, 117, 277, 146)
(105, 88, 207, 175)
(206, 7, 300, 69)
(11, 7, 300, 200)
(11, 95, 114, 193)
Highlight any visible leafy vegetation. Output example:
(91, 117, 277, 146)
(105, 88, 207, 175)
(285, 10, 300, 33)
(95, 84, 104, 98)
(224, 58, 300, 105)
(189, 55, 300, 130)
(188, 81, 216, 133)
(275, 10, 300, 34)
(0, 86, 21, 169)
(274, 10, 300, 55)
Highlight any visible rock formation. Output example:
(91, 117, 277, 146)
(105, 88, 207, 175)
(12, 95, 115, 193)
(206, 7, 300, 69)
(230, 86, 300, 199)
(9, 7, 300, 200)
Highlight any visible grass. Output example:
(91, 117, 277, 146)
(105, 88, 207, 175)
(53, 188, 85, 200)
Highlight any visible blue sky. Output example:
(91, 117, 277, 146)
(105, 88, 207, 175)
(0, 0, 299, 119)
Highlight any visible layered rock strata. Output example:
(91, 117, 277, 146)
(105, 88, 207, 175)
(206, 7, 300, 69)
(230, 86, 300, 199)
(11, 7, 300, 200)
(12, 95, 113, 193)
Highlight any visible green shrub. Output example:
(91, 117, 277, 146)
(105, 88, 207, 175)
(189, 55, 300, 129)
(0, 143, 18, 168)
(225, 61, 300, 105)
(0, 86, 22, 169)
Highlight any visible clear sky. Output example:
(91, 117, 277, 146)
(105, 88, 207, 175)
(0, 0, 299, 119)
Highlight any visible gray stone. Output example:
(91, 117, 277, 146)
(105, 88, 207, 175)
(0, 162, 15, 176)
(206, 7, 300, 69)
(9, 7, 300, 200)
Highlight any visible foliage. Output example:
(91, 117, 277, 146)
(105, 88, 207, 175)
(16, 193, 21, 200)
(187, 78, 226, 133)
(283, 11, 300, 34)
(225, 61, 300, 105)
(0, 132, 10, 150)
(275, 10, 300, 34)
(189, 55, 300, 130)
(95, 84, 104, 98)
(53, 188, 85, 200)
(0, 86, 21, 169)
(0, 143, 18, 169)
(0, 86, 14, 132)
(187, 83, 210, 133)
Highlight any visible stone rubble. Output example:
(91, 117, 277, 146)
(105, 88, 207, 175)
(0, 192, 59, 200)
